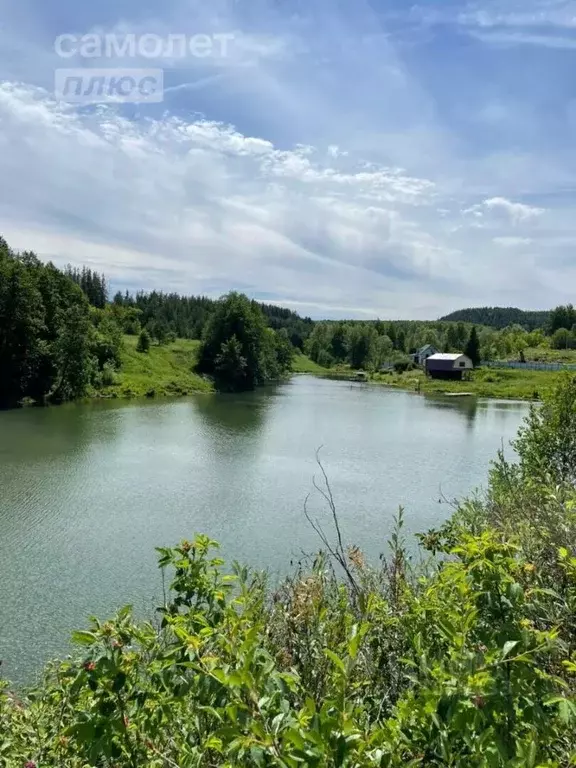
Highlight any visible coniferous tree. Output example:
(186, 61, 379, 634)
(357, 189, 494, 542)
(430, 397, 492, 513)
(465, 327, 481, 367)
(136, 329, 151, 354)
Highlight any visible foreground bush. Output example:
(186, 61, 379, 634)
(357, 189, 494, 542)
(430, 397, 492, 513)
(2, 379, 576, 767)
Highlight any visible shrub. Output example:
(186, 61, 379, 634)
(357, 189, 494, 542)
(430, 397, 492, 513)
(100, 361, 118, 387)
(136, 329, 151, 354)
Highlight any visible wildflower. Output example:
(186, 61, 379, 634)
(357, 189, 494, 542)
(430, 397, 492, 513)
(83, 661, 96, 672)
(25, 762, 37, 768)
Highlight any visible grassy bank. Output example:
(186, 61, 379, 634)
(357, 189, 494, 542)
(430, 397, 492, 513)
(372, 366, 562, 400)
(292, 352, 331, 374)
(96, 336, 213, 399)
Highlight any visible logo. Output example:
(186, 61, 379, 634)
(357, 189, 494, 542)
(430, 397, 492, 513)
(55, 68, 164, 104)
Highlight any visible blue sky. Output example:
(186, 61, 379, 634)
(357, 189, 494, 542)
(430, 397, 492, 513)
(1, 0, 576, 318)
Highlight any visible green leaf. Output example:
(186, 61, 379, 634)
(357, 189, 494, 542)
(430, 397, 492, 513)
(112, 671, 127, 692)
(324, 649, 346, 674)
(502, 640, 519, 659)
(71, 630, 98, 646)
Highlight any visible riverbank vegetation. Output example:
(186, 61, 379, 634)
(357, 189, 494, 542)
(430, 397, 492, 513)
(95, 336, 212, 399)
(2, 376, 576, 766)
(197, 293, 294, 392)
(373, 367, 562, 401)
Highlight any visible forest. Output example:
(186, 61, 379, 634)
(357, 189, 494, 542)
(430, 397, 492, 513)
(0, 237, 303, 404)
(2, 233, 576, 405)
(439, 306, 550, 331)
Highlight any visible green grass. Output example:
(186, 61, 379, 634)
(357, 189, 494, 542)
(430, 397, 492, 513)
(372, 366, 564, 400)
(291, 352, 330, 374)
(97, 336, 213, 399)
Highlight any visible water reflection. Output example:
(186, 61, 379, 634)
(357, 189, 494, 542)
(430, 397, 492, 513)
(190, 387, 277, 436)
(0, 378, 530, 686)
(423, 394, 479, 428)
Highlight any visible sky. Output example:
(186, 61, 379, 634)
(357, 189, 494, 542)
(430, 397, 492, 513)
(1, 0, 576, 319)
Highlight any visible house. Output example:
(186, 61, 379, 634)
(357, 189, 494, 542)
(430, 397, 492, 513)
(425, 353, 473, 380)
(412, 344, 438, 366)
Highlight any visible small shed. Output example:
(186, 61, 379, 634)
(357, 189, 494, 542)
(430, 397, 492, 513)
(425, 353, 473, 380)
(412, 344, 438, 366)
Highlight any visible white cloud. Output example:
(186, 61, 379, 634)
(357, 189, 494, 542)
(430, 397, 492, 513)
(463, 197, 544, 226)
(0, 82, 452, 318)
(493, 236, 533, 246)
(469, 29, 576, 49)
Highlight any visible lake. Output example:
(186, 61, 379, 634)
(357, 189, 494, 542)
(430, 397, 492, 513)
(0, 376, 529, 684)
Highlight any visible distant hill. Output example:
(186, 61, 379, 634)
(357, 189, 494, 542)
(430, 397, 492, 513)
(439, 307, 550, 331)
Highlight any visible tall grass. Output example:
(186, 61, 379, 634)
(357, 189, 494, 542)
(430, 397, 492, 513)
(96, 335, 212, 399)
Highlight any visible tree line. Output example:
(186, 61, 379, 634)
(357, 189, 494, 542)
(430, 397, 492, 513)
(440, 306, 550, 331)
(303, 320, 485, 370)
(0, 237, 298, 402)
(110, 290, 313, 350)
(0, 237, 123, 408)
(3, 233, 576, 403)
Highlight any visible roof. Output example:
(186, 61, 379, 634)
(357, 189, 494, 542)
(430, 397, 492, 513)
(427, 353, 465, 361)
(418, 344, 436, 352)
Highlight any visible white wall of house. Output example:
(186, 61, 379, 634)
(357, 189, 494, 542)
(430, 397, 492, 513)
(451, 354, 473, 371)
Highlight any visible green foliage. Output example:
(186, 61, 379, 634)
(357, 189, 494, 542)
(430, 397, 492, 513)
(0, 239, 122, 407)
(441, 307, 550, 332)
(465, 326, 482, 367)
(198, 293, 293, 391)
(548, 305, 576, 336)
(97, 335, 211, 399)
(215, 335, 248, 392)
(64, 265, 108, 309)
(110, 289, 313, 347)
(512, 374, 576, 487)
(136, 329, 151, 354)
(551, 328, 576, 350)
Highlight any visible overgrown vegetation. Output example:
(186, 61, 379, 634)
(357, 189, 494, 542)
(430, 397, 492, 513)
(96, 335, 212, 399)
(373, 367, 562, 401)
(197, 293, 294, 392)
(3, 376, 576, 766)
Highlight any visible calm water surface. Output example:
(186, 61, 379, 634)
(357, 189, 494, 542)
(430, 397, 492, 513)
(0, 376, 529, 684)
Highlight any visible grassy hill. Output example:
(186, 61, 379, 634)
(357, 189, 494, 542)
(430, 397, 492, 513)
(291, 351, 330, 374)
(96, 336, 213, 399)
